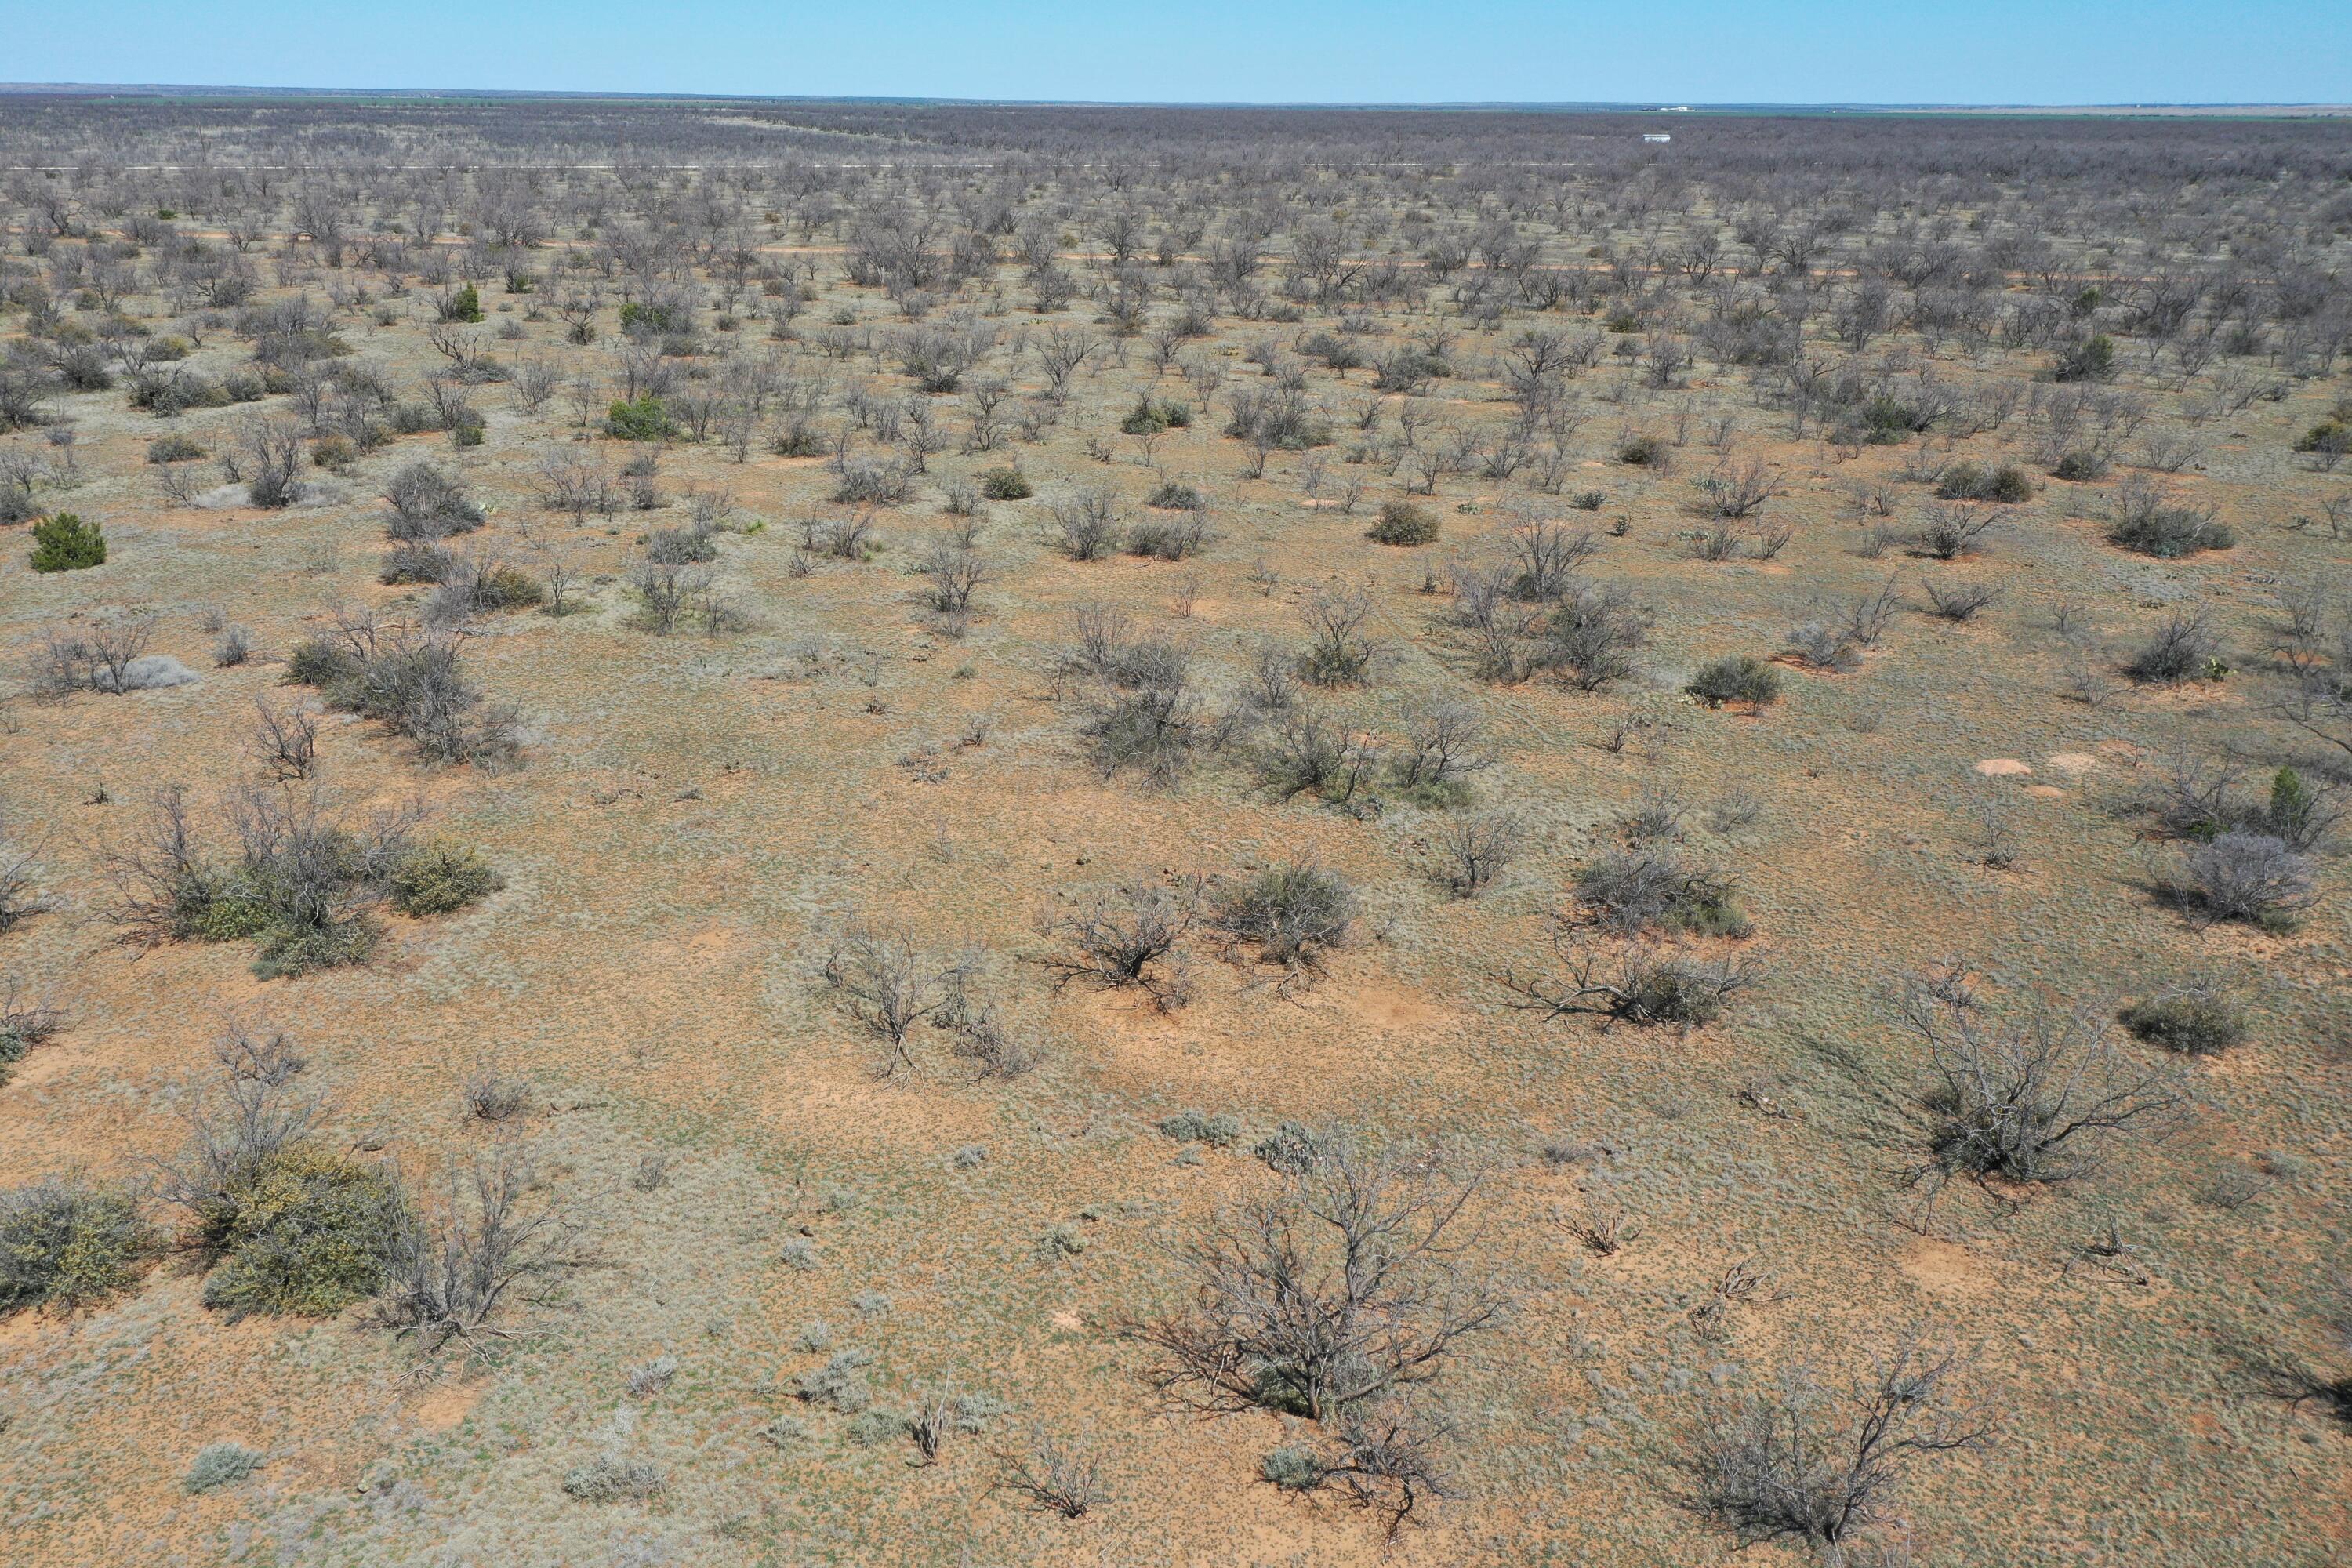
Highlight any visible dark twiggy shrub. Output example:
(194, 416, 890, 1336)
(2173, 831, 2317, 929)
(1682, 1341, 1988, 1558)
(1210, 857, 1356, 971)
(1896, 965, 2183, 1187)
(2125, 607, 2221, 684)
(1042, 879, 1201, 1009)
(1576, 848, 1749, 937)
(816, 924, 974, 1076)
(1127, 1138, 1500, 1423)
(374, 1150, 589, 1356)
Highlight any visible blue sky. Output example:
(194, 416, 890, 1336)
(6, 1, 2347, 105)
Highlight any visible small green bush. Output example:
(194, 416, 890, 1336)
(2053, 334, 2117, 383)
(146, 433, 205, 464)
(185, 1443, 263, 1494)
(2120, 989, 2247, 1057)
(1159, 1109, 1241, 1148)
(1211, 858, 1355, 968)
(252, 916, 381, 980)
(2293, 419, 2350, 458)
(446, 284, 484, 324)
(389, 844, 503, 916)
(1120, 396, 1192, 435)
(1686, 655, 1782, 708)
(604, 394, 675, 441)
(979, 466, 1033, 499)
(1617, 434, 1667, 465)
(2050, 449, 2110, 481)
(1936, 461, 2032, 503)
(195, 1146, 402, 1319)
(0, 1180, 154, 1315)
(1262, 1444, 1325, 1490)
(30, 513, 106, 572)
(848, 1408, 913, 1446)
(1147, 481, 1204, 510)
(562, 1456, 664, 1502)
(1367, 499, 1439, 546)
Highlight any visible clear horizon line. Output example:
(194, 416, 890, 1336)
(0, 82, 2347, 114)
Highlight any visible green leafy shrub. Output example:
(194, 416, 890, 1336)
(185, 1443, 263, 1494)
(197, 1146, 402, 1318)
(445, 284, 484, 324)
(1146, 481, 1203, 510)
(1367, 499, 1439, 546)
(604, 394, 675, 441)
(1859, 395, 1926, 443)
(1617, 433, 1667, 465)
(146, 433, 205, 464)
(2053, 333, 2117, 382)
(2293, 419, 2349, 454)
(2050, 449, 2110, 481)
(1159, 1109, 1241, 1147)
(0, 1179, 155, 1315)
(30, 513, 106, 572)
(1687, 655, 1782, 707)
(978, 466, 1033, 499)
(1936, 461, 2032, 503)
(1576, 849, 1750, 938)
(388, 844, 503, 916)
(1120, 396, 1192, 435)
(1210, 858, 1355, 970)
(561, 1456, 664, 1502)
(2119, 988, 2247, 1057)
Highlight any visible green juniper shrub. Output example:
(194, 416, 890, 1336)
(146, 433, 205, 464)
(1617, 433, 1668, 465)
(1366, 499, 1439, 546)
(1859, 395, 1927, 443)
(0, 1179, 155, 1315)
(979, 466, 1033, 500)
(1146, 481, 1204, 510)
(29, 512, 106, 572)
(604, 394, 675, 441)
(2293, 419, 2349, 459)
(1686, 655, 1783, 708)
(388, 843, 504, 916)
(445, 284, 484, 325)
(2120, 987, 2248, 1057)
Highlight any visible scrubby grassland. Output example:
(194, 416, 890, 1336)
(0, 97, 2350, 1567)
